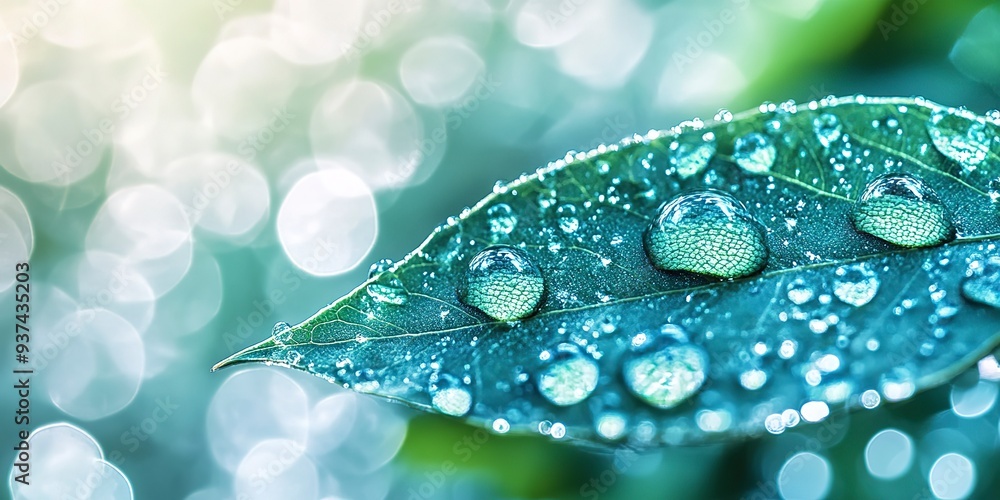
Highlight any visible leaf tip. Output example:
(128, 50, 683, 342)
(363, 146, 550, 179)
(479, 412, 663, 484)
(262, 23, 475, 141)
(212, 338, 278, 372)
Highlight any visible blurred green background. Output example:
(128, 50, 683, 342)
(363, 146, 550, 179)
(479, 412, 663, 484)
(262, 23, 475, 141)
(2, 0, 1000, 498)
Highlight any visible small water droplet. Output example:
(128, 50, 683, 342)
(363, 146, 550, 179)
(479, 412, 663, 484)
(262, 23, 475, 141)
(740, 369, 767, 390)
(833, 263, 880, 307)
(556, 204, 580, 233)
(800, 401, 829, 422)
(623, 328, 708, 409)
(733, 132, 776, 173)
(849, 173, 954, 247)
(272, 321, 293, 344)
(492, 418, 510, 434)
(595, 412, 627, 440)
(962, 257, 1000, 309)
(462, 246, 544, 321)
(430, 373, 473, 417)
(670, 131, 717, 178)
(367, 271, 409, 305)
(645, 190, 768, 278)
(812, 113, 842, 147)
(927, 108, 990, 172)
(786, 278, 815, 305)
(765, 413, 785, 434)
(537, 343, 600, 406)
(487, 203, 517, 235)
(861, 389, 881, 409)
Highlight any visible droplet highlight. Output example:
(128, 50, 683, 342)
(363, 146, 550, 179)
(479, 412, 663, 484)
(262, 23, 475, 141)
(645, 190, 768, 278)
(962, 257, 1000, 309)
(487, 203, 517, 235)
(849, 173, 954, 247)
(462, 245, 544, 321)
(833, 262, 880, 307)
(669, 131, 717, 178)
(812, 113, 842, 148)
(366, 259, 408, 305)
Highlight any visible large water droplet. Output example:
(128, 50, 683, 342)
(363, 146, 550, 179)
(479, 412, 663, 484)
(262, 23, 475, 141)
(962, 257, 1000, 309)
(537, 343, 600, 406)
(462, 245, 544, 321)
(812, 113, 842, 148)
(430, 373, 473, 417)
(645, 190, 768, 278)
(733, 132, 776, 173)
(366, 259, 408, 305)
(623, 328, 708, 409)
(487, 203, 517, 235)
(670, 131, 717, 178)
(849, 173, 954, 247)
(556, 204, 579, 234)
(927, 108, 990, 172)
(833, 262, 880, 307)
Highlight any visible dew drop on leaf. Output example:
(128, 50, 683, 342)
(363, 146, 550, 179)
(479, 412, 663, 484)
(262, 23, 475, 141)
(271, 321, 293, 344)
(927, 108, 990, 172)
(644, 190, 768, 278)
(812, 113, 842, 147)
(595, 412, 627, 441)
(487, 203, 517, 236)
(556, 204, 579, 233)
(849, 173, 955, 247)
(733, 132, 776, 173)
(461, 245, 544, 321)
(429, 373, 473, 417)
(536, 343, 600, 406)
(366, 259, 409, 305)
(786, 278, 815, 305)
(622, 328, 708, 409)
(961, 257, 1000, 309)
(833, 262, 880, 307)
(669, 131, 717, 179)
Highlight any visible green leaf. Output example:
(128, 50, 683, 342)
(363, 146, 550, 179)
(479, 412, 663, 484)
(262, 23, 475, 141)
(215, 96, 1000, 447)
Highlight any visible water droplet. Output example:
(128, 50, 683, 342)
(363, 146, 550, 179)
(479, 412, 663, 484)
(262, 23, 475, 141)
(962, 257, 1000, 309)
(645, 191, 768, 278)
(781, 409, 800, 428)
(595, 412, 627, 440)
(487, 203, 517, 235)
(740, 369, 767, 390)
(491, 418, 510, 434)
(556, 204, 579, 233)
(366, 269, 408, 306)
(833, 262, 880, 307)
(849, 173, 954, 247)
(786, 278, 815, 305)
(927, 108, 990, 172)
(861, 389, 881, 409)
(765, 413, 785, 434)
(430, 373, 472, 417)
(462, 246, 544, 321)
(622, 328, 708, 409)
(670, 131, 717, 178)
(271, 321, 293, 344)
(812, 113, 842, 147)
(800, 401, 830, 422)
(549, 422, 566, 439)
(536, 343, 600, 406)
(733, 132, 776, 173)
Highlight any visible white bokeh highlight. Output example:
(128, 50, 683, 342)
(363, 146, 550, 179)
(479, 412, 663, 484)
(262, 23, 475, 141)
(400, 37, 485, 106)
(777, 452, 831, 500)
(864, 429, 913, 480)
(277, 169, 377, 276)
(0, 186, 32, 292)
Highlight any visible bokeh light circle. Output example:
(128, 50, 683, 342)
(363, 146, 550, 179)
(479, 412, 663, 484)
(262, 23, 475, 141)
(864, 429, 914, 480)
(0, 186, 32, 292)
(777, 452, 831, 500)
(277, 169, 377, 276)
(399, 36, 485, 106)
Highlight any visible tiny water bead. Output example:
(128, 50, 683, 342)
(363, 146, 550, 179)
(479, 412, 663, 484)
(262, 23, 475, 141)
(927, 107, 990, 171)
(429, 373, 473, 417)
(536, 343, 600, 406)
(849, 173, 955, 248)
(733, 132, 776, 173)
(366, 259, 408, 305)
(622, 328, 709, 409)
(644, 191, 768, 279)
(487, 203, 517, 235)
(669, 131, 717, 178)
(556, 204, 580, 233)
(812, 113, 842, 148)
(961, 257, 1000, 309)
(833, 263, 880, 307)
(461, 245, 544, 321)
